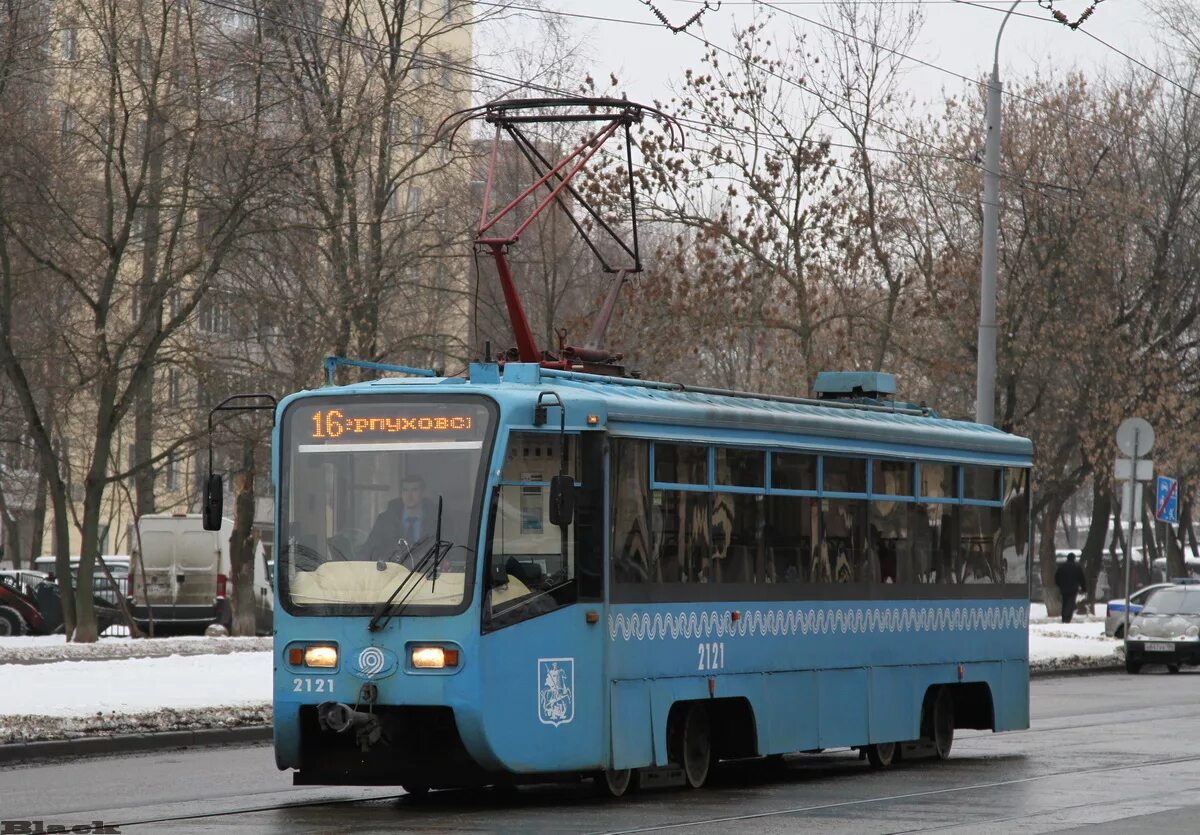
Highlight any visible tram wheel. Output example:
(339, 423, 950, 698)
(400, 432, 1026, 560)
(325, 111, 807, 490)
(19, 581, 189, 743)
(932, 688, 954, 761)
(678, 704, 712, 789)
(865, 742, 897, 768)
(595, 768, 637, 798)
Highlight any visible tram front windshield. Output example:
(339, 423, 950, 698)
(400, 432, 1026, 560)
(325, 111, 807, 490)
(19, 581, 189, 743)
(279, 397, 493, 614)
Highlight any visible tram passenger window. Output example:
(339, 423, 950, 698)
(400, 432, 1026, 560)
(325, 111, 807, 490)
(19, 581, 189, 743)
(963, 466, 1001, 501)
(958, 505, 1003, 583)
(910, 502, 958, 583)
(1001, 468, 1030, 585)
(715, 448, 764, 488)
(653, 490, 712, 582)
(772, 452, 816, 491)
(920, 463, 956, 499)
(612, 439, 654, 584)
(823, 457, 867, 494)
(818, 499, 867, 583)
(654, 443, 707, 485)
(765, 495, 815, 583)
(712, 492, 761, 583)
(872, 460, 913, 497)
(869, 500, 909, 583)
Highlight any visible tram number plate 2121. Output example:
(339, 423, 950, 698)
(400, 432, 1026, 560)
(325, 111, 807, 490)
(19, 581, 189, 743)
(293, 677, 335, 693)
(697, 641, 725, 671)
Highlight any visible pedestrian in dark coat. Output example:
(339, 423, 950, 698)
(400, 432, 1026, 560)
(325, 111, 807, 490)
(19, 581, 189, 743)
(1055, 553, 1087, 623)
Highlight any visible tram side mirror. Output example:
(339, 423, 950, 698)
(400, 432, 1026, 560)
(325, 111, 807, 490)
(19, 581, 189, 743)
(202, 474, 223, 531)
(549, 475, 575, 527)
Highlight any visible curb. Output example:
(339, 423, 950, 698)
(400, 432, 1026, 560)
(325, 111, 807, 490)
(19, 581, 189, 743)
(1031, 664, 1123, 678)
(0, 725, 272, 765)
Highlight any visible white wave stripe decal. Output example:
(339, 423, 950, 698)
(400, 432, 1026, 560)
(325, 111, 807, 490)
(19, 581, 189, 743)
(608, 605, 1028, 641)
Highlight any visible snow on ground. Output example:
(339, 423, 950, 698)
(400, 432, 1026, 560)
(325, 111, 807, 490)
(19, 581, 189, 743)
(0, 634, 271, 665)
(0, 653, 271, 718)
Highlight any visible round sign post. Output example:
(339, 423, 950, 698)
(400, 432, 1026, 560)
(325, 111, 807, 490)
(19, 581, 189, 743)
(1116, 418, 1154, 642)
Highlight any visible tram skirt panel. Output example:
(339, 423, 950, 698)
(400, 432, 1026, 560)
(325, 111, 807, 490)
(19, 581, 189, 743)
(818, 668, 869, 749)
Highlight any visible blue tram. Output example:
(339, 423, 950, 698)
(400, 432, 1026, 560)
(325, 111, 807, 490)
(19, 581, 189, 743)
(268, 363, 1032, 794)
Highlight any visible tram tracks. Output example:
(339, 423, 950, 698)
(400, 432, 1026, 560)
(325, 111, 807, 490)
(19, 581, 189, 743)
(591, 752, 1200, 834)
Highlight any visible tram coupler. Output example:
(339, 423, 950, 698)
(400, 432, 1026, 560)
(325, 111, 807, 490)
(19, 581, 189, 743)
(317, 701, 383, 751)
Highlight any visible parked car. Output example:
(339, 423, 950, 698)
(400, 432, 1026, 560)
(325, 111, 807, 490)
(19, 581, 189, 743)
(1124, 585, 1200, 674)
(0, 571, 119, 635)
(1105, 583, 1175, 637)
(32, 554, 132, 608)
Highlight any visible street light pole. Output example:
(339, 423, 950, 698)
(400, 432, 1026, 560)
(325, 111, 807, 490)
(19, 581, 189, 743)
(975, 1, 1020, 427)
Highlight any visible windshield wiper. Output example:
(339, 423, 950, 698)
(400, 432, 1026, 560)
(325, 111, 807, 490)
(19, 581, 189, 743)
(367, 497, 448, 632)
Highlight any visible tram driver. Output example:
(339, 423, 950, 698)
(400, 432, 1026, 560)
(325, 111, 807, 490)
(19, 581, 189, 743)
(363, 475, 438, 568)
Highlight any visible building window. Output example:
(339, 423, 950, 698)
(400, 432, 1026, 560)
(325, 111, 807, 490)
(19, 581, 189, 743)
(166, 455, 180, 491)
(168, 368, 182, 405)
(198, 297, 231, 334)
(62, 28, 77, 61)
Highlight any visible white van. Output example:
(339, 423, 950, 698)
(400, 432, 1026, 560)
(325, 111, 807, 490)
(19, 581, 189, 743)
(131, 514, 272, 634)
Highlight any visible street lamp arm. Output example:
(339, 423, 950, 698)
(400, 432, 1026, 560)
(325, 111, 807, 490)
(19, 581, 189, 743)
(993, 1, 1022, 72)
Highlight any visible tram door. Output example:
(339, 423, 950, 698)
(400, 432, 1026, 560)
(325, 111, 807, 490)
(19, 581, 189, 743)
(480, 431, 607, 772)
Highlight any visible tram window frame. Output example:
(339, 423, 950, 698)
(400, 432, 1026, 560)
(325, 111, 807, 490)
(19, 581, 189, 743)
(962, 465, 1003, 503)
(611, 438, 1027, 602)
(715, 447, 765, 490)
(918, 462, 958, 502)
(822, 455, 868, 496)
(771, 451, 818, 493)
(652, 442, 709, 488)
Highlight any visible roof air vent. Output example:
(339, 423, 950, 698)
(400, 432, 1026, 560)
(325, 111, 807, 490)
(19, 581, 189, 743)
(813, 371, 897, 402)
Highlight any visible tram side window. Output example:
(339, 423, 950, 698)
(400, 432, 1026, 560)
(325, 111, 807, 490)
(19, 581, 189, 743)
(655, 443, 707, 484)
(869, 500, 909, 583)
(765, 494, 815, 583)
(712, 492, 761, 583)
(612, 439, 654, 583)
(715, 448, 764, 488)
(824, 456, 867, 494)
(910, 502, 958, 583)
(963, 466, 1001, 501)
(1001, 468, 1031, 585)
(484, 432, 600, 631)
(818, 499, 868, 583)
(652, 490, 712, 583)
(958, 505, 1003, 583)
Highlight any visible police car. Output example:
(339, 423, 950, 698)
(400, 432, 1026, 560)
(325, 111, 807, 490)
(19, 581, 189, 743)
(1124, 584, 1200, 674)
(1106, 583, 1174, 638)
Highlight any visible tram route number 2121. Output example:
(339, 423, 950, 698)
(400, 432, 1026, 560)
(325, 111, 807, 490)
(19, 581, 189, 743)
(697, 641, 725, 671)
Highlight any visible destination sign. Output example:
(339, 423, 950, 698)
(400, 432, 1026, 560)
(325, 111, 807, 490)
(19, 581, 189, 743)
(292, 400, 489, 445)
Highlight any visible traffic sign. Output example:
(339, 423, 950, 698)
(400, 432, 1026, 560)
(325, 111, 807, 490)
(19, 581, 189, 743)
(1121, 481, 1144, 514)
(1116, 417, 1154, 458)
(1115, 458, 1153, 481)
(1156, 476, 1179, 524)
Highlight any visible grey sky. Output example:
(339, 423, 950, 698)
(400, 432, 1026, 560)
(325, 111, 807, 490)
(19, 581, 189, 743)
(507, 1, 1159, 124)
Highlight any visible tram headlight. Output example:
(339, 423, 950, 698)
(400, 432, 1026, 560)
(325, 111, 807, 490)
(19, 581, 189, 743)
(411, 646, 460, 669)
(304, 645, 339, 668)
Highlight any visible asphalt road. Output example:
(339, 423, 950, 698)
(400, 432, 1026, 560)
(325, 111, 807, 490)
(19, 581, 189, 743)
(4, 670, 1200, 834)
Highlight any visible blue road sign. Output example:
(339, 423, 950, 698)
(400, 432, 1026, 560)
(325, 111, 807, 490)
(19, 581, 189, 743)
(1156, 475, 1179, 524)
